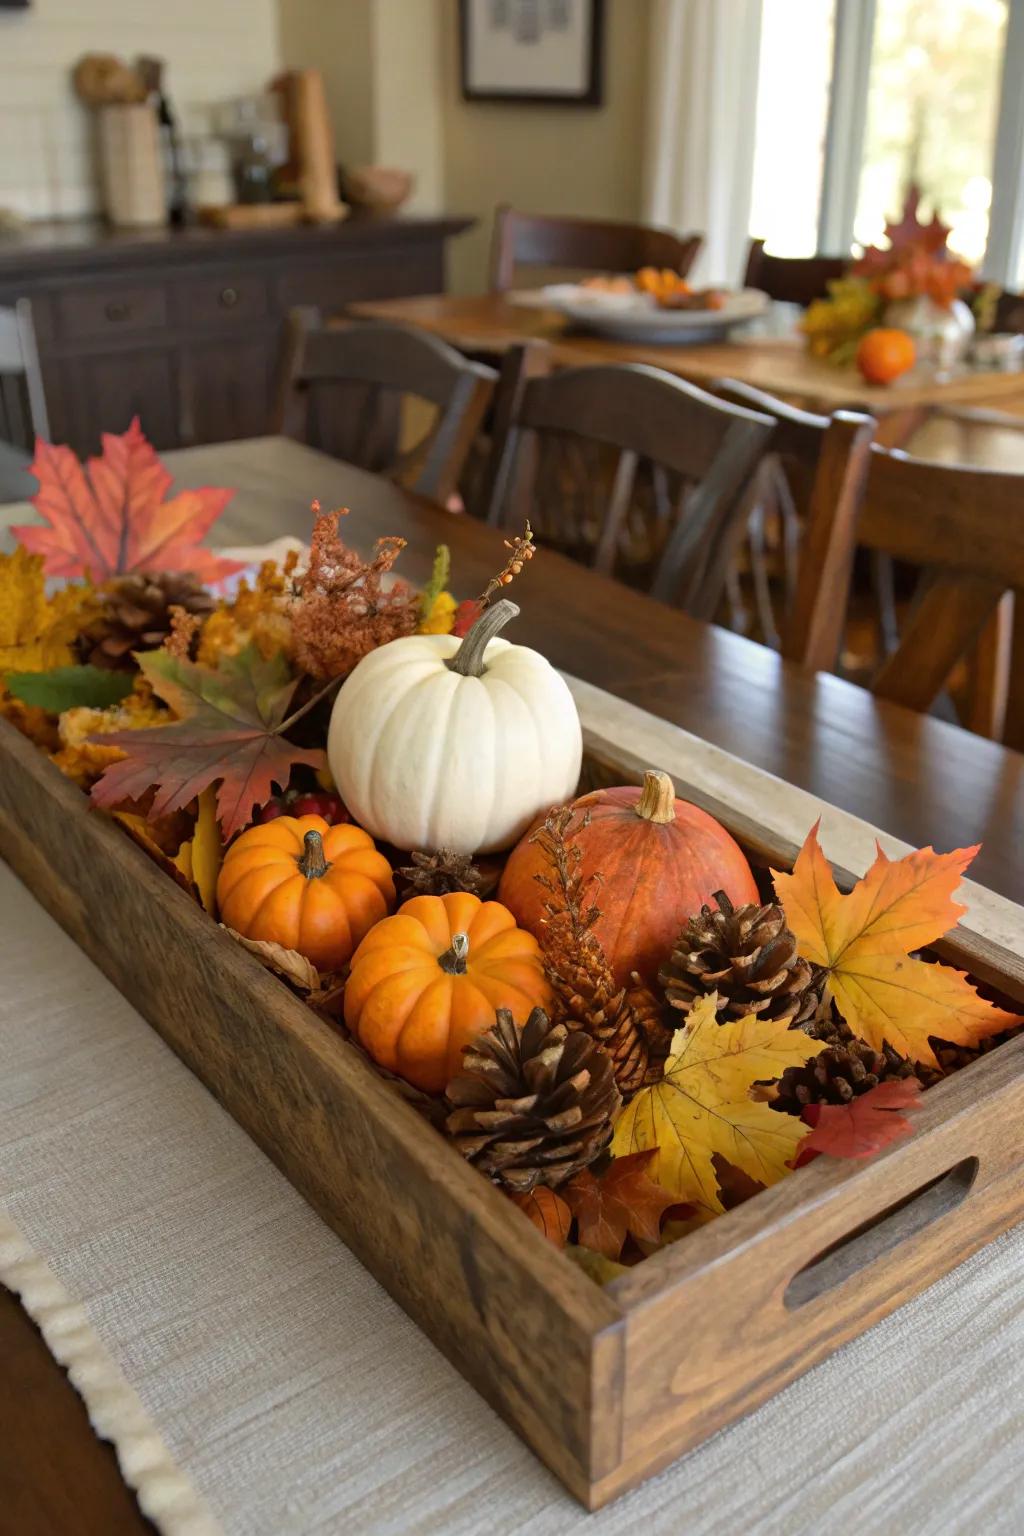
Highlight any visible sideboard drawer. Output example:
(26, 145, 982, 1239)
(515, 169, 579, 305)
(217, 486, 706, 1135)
(173, 274, 269, 329)
(57, 283, 169, 340)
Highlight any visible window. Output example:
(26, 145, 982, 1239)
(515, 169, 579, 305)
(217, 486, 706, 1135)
(749, 0, 837, 257)
(750, 0, 1024, 279)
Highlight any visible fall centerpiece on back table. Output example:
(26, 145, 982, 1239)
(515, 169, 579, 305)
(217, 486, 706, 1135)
(2, 418, 1021, 1280)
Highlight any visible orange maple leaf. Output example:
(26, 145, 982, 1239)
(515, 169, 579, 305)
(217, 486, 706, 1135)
(509, 1187, 571, 1248)
(12, 418, 242, 583)
(562, 1150, 681, 1260)
(773, 825, 1020, 1068)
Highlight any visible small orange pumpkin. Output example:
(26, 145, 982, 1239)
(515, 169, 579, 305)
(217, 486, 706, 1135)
(344, 892, 552, 1093)
(217, 814, 395, 971)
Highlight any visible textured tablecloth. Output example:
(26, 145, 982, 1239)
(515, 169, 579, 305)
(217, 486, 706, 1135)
(2, 860, 1023, 1536)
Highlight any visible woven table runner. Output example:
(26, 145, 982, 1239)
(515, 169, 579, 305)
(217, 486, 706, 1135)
(2, 861, 1023, 1536)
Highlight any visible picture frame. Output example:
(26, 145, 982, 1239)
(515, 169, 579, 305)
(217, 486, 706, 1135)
(459, 0, 604, 107)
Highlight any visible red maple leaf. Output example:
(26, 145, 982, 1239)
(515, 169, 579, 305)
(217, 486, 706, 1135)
(451, 598, 482, 638)
(794, 1079, 923, 1164)
(562, 1150, 678, 1260)
(12, 417, 242, 583)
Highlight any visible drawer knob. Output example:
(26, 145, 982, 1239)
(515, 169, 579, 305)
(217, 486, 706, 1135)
(104, 300, 131, 322)
(219, 286, 239, 309)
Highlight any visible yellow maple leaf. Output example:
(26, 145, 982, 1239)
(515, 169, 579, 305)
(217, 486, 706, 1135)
(773, 824, 1021, 1068)
(611, 995, 826, 1213)
(172, 785, 221, 913)
(0, 545, 96, 674)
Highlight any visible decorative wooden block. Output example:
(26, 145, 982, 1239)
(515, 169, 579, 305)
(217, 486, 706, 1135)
(1, 677, 1021, 1509)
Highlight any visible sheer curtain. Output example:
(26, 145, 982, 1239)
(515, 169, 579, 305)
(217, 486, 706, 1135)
(643, 0, 764, 286)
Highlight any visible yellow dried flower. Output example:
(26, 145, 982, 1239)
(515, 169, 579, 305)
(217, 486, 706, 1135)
(418, 590, 457, 635)
(196, 558, 295, 668)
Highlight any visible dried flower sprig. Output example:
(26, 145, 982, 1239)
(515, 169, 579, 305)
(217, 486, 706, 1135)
(477, 521, 535, 607)
(290, 504, 420, 681)
(163, 606, 202, 660)
(531, 805, 648, 1095)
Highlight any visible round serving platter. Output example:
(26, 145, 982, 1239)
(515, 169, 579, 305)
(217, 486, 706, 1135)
(511, 284, 770, 344)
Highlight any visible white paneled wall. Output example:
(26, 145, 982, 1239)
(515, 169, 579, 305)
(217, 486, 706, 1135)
(0, 0, 280, 219)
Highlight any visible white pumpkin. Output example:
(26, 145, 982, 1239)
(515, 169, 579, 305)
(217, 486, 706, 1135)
(327, 599, 582, 854)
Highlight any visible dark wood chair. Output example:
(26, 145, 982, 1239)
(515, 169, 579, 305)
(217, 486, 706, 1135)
(0, 299, 49, 501)
(742, 240, 847, 305)
(489, 205, 702, 293)
(272, 310, 497, 508)
(482, 353, 774, 615)
(722, 381, 1024, 745)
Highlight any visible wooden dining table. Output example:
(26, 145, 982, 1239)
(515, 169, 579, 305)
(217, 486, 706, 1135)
(4, 433, 1024, 1535)
(349, 291, 1024, 425)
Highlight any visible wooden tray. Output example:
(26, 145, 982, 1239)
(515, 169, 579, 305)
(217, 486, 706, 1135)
(1, 675, 1022, 1509)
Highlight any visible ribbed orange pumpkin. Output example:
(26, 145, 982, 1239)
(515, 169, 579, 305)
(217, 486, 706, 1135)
(498, 769, 760, 988)
(344, 891, 552, 1093)
(217, 814, 395, 971)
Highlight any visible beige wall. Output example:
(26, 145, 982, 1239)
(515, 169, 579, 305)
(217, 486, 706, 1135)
(440, 0, 652, 292)
(278, 0, 376, 167)
(0, 0, 280, 219)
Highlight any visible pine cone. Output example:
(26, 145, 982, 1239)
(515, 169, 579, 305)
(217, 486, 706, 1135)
(551, 958, 648, 1096)
(660, 891, 824, 1029)
(771, 1022, 917, 1113)
(80, 572, 215, 669)
(398, 848, 490, 899)
(445, 1007, 621, 1193)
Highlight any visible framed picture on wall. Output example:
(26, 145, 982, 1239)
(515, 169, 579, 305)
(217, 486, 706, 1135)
(459, 0, 604, 106)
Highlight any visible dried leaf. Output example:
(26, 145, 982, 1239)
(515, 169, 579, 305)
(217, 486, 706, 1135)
(451, 598, 482, 638)
(612, 994, 826, 1213)
(290, 505, 419, 680)
(564, 1244, 630, 1286)
(6, 664, 133, 713)
(172, 785, 221, 913)
(773, 824, 1021, 1068)
(0, 546, 96, 673)
(222, 927, 322, 992)
(88, 645, 325, 839)
(509, 1187, 571, 1248)
(113, 809, 197, 897)
(562, 1151, 678, 1260)
(796, 1079, 923, 1163)
(12, 418, 242, 583)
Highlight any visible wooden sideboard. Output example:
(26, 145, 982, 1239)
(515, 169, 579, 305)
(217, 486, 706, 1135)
(0, 214, 471, 455)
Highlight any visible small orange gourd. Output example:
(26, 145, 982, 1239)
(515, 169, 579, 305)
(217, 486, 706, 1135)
(217, 814, 395, 972)
(344, 892, 552, 1093)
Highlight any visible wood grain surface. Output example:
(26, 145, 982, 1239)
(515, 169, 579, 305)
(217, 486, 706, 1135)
(348, 292, 1024, 415)
(3, 434, 1024, 1524)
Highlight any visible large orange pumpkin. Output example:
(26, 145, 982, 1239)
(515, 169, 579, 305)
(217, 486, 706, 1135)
(498, 769, 760, 987)
(344, 891, 551, 1093)
(217, 814, 395, 972)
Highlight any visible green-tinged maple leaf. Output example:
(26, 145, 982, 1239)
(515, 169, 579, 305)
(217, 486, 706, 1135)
(6, 664, 133, 713)
(89, 645, 325, 838)
(773, 824, 1022, 1067)
(564, 1245, 630, 1286)
(612, 995, 826, 1214)
(12, 417, 242, 583)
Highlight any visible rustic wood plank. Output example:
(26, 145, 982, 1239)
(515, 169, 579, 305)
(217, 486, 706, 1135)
(0, 721, 621, 1506)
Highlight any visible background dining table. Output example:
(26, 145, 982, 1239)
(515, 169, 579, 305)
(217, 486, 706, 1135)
(348, 291, 1024, 432)
(3, 435, 1024, 1534)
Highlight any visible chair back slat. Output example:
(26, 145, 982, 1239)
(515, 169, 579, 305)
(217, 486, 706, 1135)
(273, 311, 497, 508)
(487, 359, 774, 611)
(869, 571, 1006, 716)
(0, 298, 49, 452)
(743, 240, 847, 305)
(490, 205, 702, 292)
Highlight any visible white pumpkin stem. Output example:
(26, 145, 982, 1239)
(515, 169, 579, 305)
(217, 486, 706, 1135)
(438, 932, 470, 974)
(446, 599, 520, 678)
(635, 769, 676, 825)
(297, 829, 330, 879)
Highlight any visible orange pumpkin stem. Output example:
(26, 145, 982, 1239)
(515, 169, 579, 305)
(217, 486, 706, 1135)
(438, 932, 470, 974)
(446, 598, 519, 678)
(634, 769, 676, 825)
(297, 828, 330, 879)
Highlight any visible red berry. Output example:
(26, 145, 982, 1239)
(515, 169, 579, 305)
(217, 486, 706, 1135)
(256, 801, 285, 822)
(291, 792, 350, 825)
